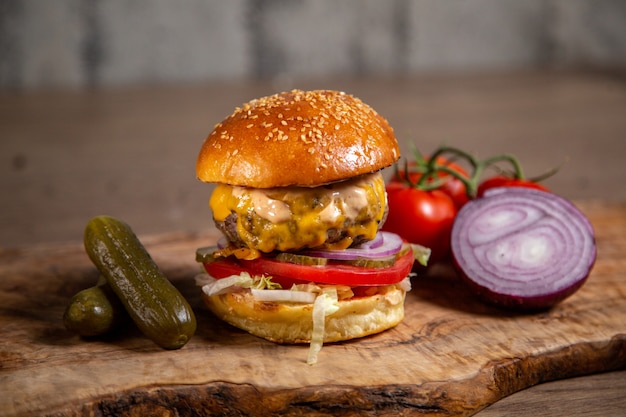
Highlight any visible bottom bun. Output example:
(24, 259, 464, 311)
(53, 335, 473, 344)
(201, 285, 406, 344)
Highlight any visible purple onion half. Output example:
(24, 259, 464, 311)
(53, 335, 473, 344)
(451, 187, 596, 310)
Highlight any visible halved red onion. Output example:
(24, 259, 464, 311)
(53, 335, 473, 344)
(301, 231, 403, 261)
(451, 187, 596, 310)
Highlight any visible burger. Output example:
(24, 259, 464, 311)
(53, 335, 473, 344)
(194, 89, 425, 364)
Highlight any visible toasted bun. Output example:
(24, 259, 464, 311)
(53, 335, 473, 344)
(196, 89, 400, 188)
(201, 286, 405, 344)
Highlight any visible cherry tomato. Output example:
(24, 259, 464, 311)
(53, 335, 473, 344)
(477, 176, 549, 197)
(392, 157, 470, 209)
(203, 248, 415, 287)
(382, 182, 457, 263)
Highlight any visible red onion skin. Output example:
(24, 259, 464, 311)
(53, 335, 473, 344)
(455, 265, 592, 311)
(451, 187, 596, 311)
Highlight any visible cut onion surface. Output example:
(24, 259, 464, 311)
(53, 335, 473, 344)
(451, 187, 596, 310)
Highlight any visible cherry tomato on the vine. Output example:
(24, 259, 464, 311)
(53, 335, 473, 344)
(477, 176, 549, 198)
(382, 182, 457, 264)
(392, 157, 470, 209)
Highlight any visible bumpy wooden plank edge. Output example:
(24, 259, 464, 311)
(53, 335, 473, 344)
(38, 336, 626, 417)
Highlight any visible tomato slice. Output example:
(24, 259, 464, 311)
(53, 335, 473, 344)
(203, 249, 415, 287)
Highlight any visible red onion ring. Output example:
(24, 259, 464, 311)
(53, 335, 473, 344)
(451, 187, 596, 310)
(301, 231, 403, 260)
(217, 236, 228, 249)
(354, 231, 384, 250)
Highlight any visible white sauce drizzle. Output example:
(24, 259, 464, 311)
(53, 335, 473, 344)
(250, 189, 292, 223)
(233, 173, 378, 224)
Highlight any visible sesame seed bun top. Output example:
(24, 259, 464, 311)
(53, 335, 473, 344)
(196, 89, 400, 188)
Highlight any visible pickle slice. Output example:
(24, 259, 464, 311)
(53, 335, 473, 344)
(344, 256, 396, 268)
(275, 252, 329, 266)
(196, 246, 219, 263)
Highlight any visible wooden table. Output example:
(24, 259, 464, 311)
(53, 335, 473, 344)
(1, 70, 625, 415)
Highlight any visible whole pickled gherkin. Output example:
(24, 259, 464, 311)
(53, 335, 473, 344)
(84, 215, 196, 349)
(63, 279, 126, 337)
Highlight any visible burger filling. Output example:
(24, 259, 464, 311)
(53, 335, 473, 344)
(209, 172, 387, 257)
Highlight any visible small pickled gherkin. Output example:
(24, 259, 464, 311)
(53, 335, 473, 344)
(63, 280, 126, 337)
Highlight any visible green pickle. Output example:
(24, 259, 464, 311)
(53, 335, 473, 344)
(275, 252, 328, 266)
(344, 257, 396, 268)
(274, 252, 395, 268)
(83, 215, 196, 349)
(63, 281, 125, 337)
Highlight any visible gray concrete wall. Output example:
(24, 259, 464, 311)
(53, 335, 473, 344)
(1, 0, 625, 90)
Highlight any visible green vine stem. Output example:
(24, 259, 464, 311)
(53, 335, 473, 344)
(421, 145, 481, 198)
(394, 144, 560, 201)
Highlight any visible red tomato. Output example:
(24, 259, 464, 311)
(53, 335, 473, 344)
(392, 157, 470, 209)
(382, 182, 457, 263)
(203, 248, 415, 287)
(477, 176, 549, 197)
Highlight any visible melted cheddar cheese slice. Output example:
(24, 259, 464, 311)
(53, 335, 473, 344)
(210, 172, 387, 253)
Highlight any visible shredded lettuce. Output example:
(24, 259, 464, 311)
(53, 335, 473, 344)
(307, 287, 339, 365)
(410, 243, 431, 267)
(397, 276, 412, 292)
(197, 272, 282, 296)
(250, 288, 316, 303)
(250, 275, 282, 290)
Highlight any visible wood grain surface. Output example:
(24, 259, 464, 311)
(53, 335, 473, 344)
(1, 201, 625, 417)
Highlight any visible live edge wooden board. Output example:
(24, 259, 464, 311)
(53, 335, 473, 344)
(1, 201, 625, 417)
